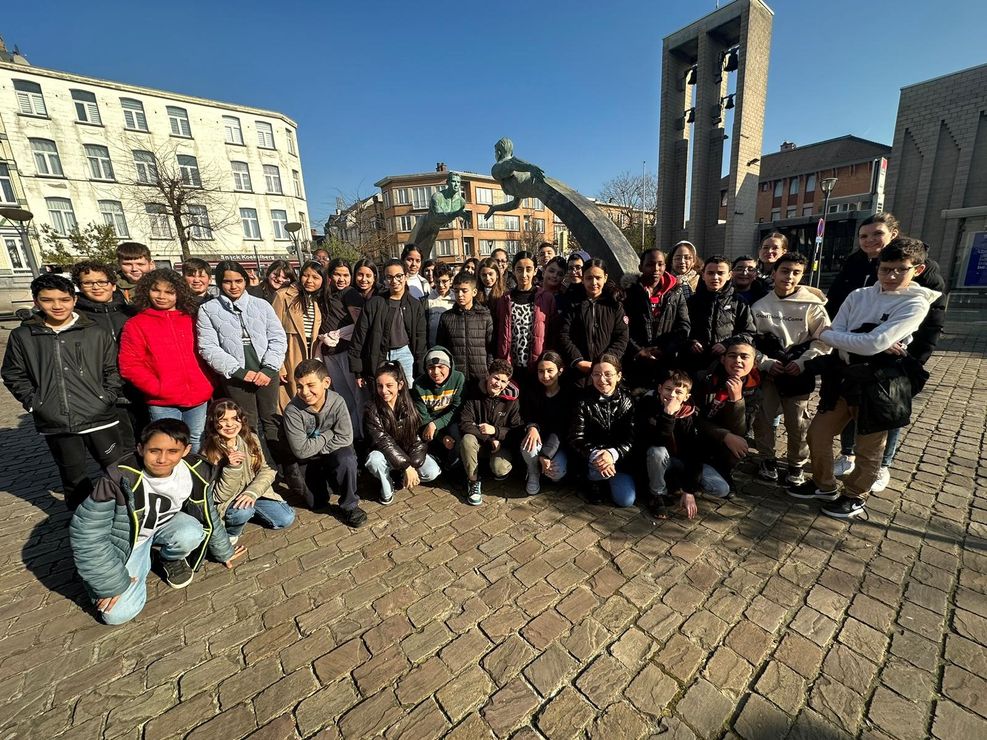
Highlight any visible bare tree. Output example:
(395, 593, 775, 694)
(119, 139, 237, 260)
(598, 170, 658, 252)
(323, 193, 391, 264)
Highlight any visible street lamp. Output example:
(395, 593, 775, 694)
(0, 206, 40, 277)
(811, 177, 838, 288)
(284, 221, 304, 267)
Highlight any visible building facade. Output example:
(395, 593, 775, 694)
(0, 56, 308, 311)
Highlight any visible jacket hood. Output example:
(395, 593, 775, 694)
(75, 292, 131, 315)
(769, 285, 828, 305)
(423, 345, 457, 375)
(24, 311, 96, 334)
(475, 377, 520, 402)
(674, 400, 697, 419)
(877, 282, 942, 305)
(693, 279, 735, 301)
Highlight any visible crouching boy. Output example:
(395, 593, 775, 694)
(413, 346, 466, 462)
(790, 238, 940, 519)
(458, 359, 522, 506)
(283, 359, 365, 527)
(69, 419, 245, 625)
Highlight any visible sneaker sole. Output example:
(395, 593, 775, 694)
(467, 497, 483, 506)
(380, 496, 394, 505)
(165, 574, 193, 589)
(787, 489, 840, 502)
(757, 474, 779, 483)
(822, 506, 866, 520)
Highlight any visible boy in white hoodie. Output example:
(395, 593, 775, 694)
(790, 238, 941, 519)
(751, 252, 830, 486)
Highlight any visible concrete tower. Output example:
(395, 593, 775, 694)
(656, 0, 773, 258)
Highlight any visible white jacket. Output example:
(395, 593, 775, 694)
(751, 286, 831, 372)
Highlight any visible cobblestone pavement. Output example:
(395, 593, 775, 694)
(0, 313, 985, 740)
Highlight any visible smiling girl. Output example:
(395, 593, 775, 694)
(560, 258, 629, 386)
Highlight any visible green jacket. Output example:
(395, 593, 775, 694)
(412, 348, 465, 433)
(69, 454, 233, 599)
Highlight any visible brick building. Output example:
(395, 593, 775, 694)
(885, 62, 987, 292)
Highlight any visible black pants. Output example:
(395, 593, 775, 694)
(222, 377, 280, 464)
(44, 425, 126, 510)
(299, 447, 360, 510)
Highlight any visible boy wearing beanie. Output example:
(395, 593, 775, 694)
(412, 347, 466, 459)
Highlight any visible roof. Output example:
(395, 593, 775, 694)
(374, 170, 495, 188)
(758, 135, 891, 181)
(901, 61, 987, 91)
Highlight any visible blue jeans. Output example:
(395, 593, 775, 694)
(587, 466, 636, 507)
(148, 402, 208, 452)
(365, 450, 440, 498)
(99, 512, 204, 625)
(841, 421, 901, 468)
(223, 499, 295, 537)
(387, 346, 416, 385)
(645, 446, 731, 498)
(520, 435, 567, 482)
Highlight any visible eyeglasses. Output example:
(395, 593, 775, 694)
(80, 280, 112, 288)
(732, 267, 757, 274)
(384, 274, 406, 282)
(591, 372, 619, 380)
(878, 266, 916, 277)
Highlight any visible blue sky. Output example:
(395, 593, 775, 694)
(5, 0, 986, 227)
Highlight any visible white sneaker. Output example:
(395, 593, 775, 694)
(228, 535, 239, 546)
(871, 467, 891, 493)
(834, 454, 856, 477)
(525, 475, 541, 496)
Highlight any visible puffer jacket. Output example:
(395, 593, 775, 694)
(211, 435, 282, 517)
(196, 292, 287, 379)
(459, 379, 523, 444)
(637, 394, 703, 494)
(364, 402, 427, 471)
(560, 293, 629, 369)
(687, 282, 756, 348)
(495, 289, 556, 371)
(349, 292, 426, 379)
(2, 313, 121, 434)
(74, 293, 136, 344)
(826, 250, 946, 364)
(119, 308, 215, 407)
(436, 303, 493, 383)
(69, 454, 233, 599)
(569, 386, 635, 464)
(624, 275, 690, 357)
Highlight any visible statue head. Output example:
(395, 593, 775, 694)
(446, 172, 462, 195)
(495, 137, 513, 160)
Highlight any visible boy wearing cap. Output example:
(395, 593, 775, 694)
(413, 346, 466, 459)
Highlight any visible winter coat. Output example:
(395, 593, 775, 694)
(687, 282, 756, 349)
(495, 288, 556, 371)
(694, 365, 760, 443)
(272, 286, 322, 411)
(458, 380, 523, 445)
(69, 455, 233, 599)
(624, 275, 691, 358)
(2, 314, 122, 435)
(569, 386, 635, 465)
(118, 309, 215, 408)
(436, 303, 493, 383)
(520, 384, 572, 461)
(364, 402, 428, 471)
(424, 289, 455, 348)
(74, 293, 135, 344)
(349, 292, 426, 379)
(282, 392, 354, 460)
(637, 394, 703, 494)
(412, 349, 466, 433)
(196, 292, 287, 380)
(211, 435, 283, 517)
(560, 293, 630, 372)
(826, 250, 946, 364)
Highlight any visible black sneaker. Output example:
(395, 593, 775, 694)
(587, 481, 607, 505)
(822, 495, 866, 520)
(787, 481, 840, 502)
(161, 558, 194, 589)
(341, 506, 368, 528)
(757, 460, 779, 482)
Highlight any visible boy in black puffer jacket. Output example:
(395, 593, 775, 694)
(685, 256, 755, 374)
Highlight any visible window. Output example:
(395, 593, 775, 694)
(30, 139, 63, 176)
(392, 188, 410, 205)
(256, 121, 275, 149)
(121, 98, 148, 131)
(760, 182, 770, 192)
(84, 144, 114, 180)
(397, 215, 416, 232)
(167, 106, 192, 137)
(0, 163, 15, 204)
(476, 188, 493, 205)
(187, 205, 213, 239)
(71, 90, 101, 124)
(412, 186, 430, 210)
(479, 240, 494, 256)
(436, 239, 455, 257)
(4, 235, 30, 272)
(720, 190, 729, 207)
(828, 204, 839, 214)
(502, 215, 520, 231)
(770, 208, 781, 221)
(230, 162, 252, 192)
(805, 174, 816, 193)
(298, 212, 306, 232)
(505, 240, 520, 255)
(789, 178, 799, 196)
(292, 170, 303, 198)
(46, 197, 77, 235)
(522, 197, 543, 210)
(478, 213, 495, 230)
(773, 181, 783, 198)
(223, 116, 244, 145)
(133, 150, 158, 184)
(532, 218, 545, 233)
(271, 209, 289, 239)
(263, 165, 283, 194)
(13, 80, 47, 116)
(286, 129, 296, 155)
(241, 208, 261, 239)
(178, 155, 201, 187)
(98, 200, 129, 237)
(802, 205, 814, 217)
(146, 204, 172, 238)
(786, 207, 797, 218)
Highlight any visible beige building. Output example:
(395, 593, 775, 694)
(0, 50, 308, 311)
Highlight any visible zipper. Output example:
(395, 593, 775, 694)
(53, 335, 70, 418)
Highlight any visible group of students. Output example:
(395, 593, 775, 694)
(0, 214, 944, 624)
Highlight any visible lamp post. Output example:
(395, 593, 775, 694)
(812, 177, 838, 288)
(0, 207, 40, 277)
(284, 221, 304, 267)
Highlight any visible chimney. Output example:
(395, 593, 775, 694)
(780, 141, 797, 152)
(436, 162, 447, 172)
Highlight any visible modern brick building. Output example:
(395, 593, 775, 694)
(885, 62, 987, 292)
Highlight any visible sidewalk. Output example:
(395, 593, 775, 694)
(0, 317, 984, 739)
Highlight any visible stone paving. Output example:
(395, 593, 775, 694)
(0, 312, 986, 740)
